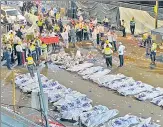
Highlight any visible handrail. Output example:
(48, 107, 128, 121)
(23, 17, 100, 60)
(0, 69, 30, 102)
(1, 106, 42, 127)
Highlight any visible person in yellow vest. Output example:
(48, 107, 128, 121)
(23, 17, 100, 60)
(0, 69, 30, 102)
(56, 12, 61, 21)
(150, 41, 157, 65)
(130, 17, 136, 35)
(26, 54, 36, 78)
(37, 19, 44, 34)
(2, 34, 8, 44)
(83, 22, 88, 40)
(29, 43, 37, 62)
(121, 20, 126, 37)
(34, 36, 42, 60)
(41, 41, 48, 66)
(102, 44, 113, 68)
(54, 24, 60, 33)
(75, 22, 81, 42)
(103, 16, 109, 27)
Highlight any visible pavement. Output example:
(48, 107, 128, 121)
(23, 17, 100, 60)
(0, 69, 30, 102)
(1, 31, 163, 126)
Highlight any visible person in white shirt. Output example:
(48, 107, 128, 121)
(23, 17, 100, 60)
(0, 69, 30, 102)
(92, 27, 97, 47)
(112, 31, 117, 51)
(61, 29, 69, 48)
(107, 30, 113, 46)
(118, 42, 125, 67)
(16, 42, 23, 66)
(13, 36, 21, 55)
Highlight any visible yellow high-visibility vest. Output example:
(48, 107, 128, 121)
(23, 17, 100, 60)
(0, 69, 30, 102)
(54, 25, 60, 31)
(154, 5, 158, 14)
(30, 45, 36, 52)
(151, 43, 157, 52)
(56, 13, 60, 20)
(104, 47, 112, 55)
(37, 20, 43, 27)
(26, 57, 34, 65)
(41, 44, 47, 52)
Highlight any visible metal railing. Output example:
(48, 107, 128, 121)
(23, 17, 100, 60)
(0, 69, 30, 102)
(1, 106, 42, 127)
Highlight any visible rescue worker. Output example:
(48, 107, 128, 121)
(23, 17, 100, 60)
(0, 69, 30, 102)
(69, 25, 76, 47)
(37, 19, 44, 34)
(54, 24, 60, 33)
(130, 17, 136, 35)
(56, 12, 61, 21)
(83, 22, 88, 40)
(16, 42, 23, 66)
(29, 43, 37, 63)
(102, 44, 113, 68)
(2, 35, 7, 44)
(118, 42, 125, 67)
(4, 47, 12, 70)
(26, 54, 35, 78)
(75, 22, 81, 42)
(103, 16, 109, 27)
(150, 41, 157, 65)
(121, 20, 126, 37)
(34, 36, 42, 61)
(41, 41, 48, 66)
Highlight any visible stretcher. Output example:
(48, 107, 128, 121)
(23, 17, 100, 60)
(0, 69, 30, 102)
(40, 36, 60, 44)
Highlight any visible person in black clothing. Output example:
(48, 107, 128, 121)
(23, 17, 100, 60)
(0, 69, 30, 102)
(16, 29, 23, 39)
(130, 17, 136, 35)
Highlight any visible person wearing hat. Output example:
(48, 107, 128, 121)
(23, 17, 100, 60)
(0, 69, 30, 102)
(16, 41, 23, 66)
(102, 44, 113, 68)
(130, 17, 136, 35)
(26, 54, 36, 78)
(104, 39, 113, 49)
(118, 42, 125, 67)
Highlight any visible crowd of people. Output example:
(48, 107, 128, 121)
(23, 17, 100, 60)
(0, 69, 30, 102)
(1, 1, 158, 75)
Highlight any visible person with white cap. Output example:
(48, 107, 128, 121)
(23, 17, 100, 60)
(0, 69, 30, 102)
(118, 42, 125, 67)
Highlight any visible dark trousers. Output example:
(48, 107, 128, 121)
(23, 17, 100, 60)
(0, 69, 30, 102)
(105, 56, 112, 67)
(76, 31, 82, 42)
(14, 44, 18, 55)
(150, 51, 156, 63)
(97, 34, 100, 45)
(17, 52, 22, 66)
(36, 47, 41, 60)
(113, 41, 117, 51)
(23, 49, 27, 62)
(6, 58, 11, 69)
(130, 26, 135, 35)
(84, 32, 88, 40)
(39, 26, 43, 33)
(122, 27, 126, 37)
(119, 55, 124, 66)
(32, 52, 37, 63)
(11, 50, 15, 64)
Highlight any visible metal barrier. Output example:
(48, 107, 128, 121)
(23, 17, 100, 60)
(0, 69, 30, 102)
(1, 23, 13, 34)
(1, 106, 42, 127)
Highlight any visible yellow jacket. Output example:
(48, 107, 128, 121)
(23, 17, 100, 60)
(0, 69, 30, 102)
(26, 57, 34, 65)
(30, 45, 36, 52)
(151, 43, 157, 52)
(104, 47, 113, 57)
(41, 44, 47, 52)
